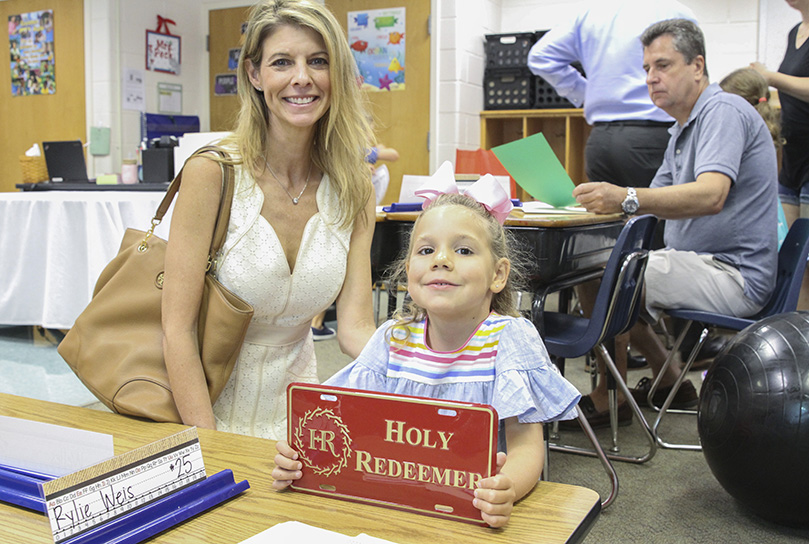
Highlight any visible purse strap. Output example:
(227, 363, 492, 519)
(141, 145, 235, 265)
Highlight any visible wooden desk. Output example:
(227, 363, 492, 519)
(0, 393, 600, 543)
(373, 210, 624, 286)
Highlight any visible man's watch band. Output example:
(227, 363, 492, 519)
(621, 187, 639, 215)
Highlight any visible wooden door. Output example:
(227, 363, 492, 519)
(208, 6, 252, 132)
(0, 0, 85, 192)
(329, 0, 431, 203)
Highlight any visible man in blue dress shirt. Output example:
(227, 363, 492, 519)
(528, 0, 697, 428)
(528, 0, 695, 192)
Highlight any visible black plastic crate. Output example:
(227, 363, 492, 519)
(483, 69, 535, 110)
(484, 32, 540, 70)
(534, 76, 575, 109)
(533, 62, 584, 109)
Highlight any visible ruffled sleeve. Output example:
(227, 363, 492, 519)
(492, 317, 580, 423)
(325, 321, 393, 390)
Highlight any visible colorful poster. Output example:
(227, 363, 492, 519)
(9, 10, 55, 96)
(348, 7, 405, 92)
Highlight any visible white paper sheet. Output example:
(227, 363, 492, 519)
(520, 201, 589, 214)
(0, 415, 113, 477)
(239, 521, 396, 543)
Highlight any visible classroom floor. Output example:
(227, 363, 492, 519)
(4, 320, 809, 543)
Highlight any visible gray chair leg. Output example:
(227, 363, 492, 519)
(649, 322, 704, 450)
(608, 387, 620, 452)
(550, 345, 657, 464)
(596, 344, 658, 463)
(549, 404, 619, 509)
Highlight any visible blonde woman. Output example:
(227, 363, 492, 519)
(162, 0, 376, 439)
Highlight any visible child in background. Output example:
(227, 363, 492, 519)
(720, 67, 789, 248)
(274, 165, 581, 528)
(720, 67, 784, 149)
(367, 143, 400, 205)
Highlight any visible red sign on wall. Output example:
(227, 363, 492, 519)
(146, 30, 180, 75)
(287, 383, 498, 525)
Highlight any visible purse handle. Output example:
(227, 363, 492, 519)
(139, 145, 235, 264)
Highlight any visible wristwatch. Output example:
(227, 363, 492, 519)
(621, 187, 639, 216)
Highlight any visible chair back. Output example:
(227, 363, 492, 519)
(752, 217, 809, 319)
(588, 215, 658, 345)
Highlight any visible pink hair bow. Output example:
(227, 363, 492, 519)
(414, 161, 513, 224)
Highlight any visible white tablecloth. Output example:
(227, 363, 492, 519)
(0, 191, 173, 329)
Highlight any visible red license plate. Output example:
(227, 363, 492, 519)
(287, 383, 498, 524)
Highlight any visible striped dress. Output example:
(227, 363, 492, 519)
(326, 313, 580, 429)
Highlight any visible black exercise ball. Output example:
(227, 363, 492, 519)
(698, 311, 809, 527)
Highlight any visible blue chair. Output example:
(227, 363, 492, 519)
(650, 217, 809, 450)
(537, 215, 659, 468)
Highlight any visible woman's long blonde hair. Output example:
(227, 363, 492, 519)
(720, 68, 785, 149)
(387, 194, 527, 330)
(217, 0, 373, 228)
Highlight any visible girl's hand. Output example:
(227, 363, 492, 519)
(271, 440, 303, 490)
(473, 452, 516, 528)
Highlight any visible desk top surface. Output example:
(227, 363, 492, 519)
(0, 393, 600, 544)
(16, 182, 170, 192)
(380, 210, 623, 228)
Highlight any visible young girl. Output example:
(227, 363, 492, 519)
(720, 67, 784, 150)
(272, 167, 581, 528)
(720, 68, 789, 248)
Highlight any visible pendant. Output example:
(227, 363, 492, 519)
(292, 197, 300, 205)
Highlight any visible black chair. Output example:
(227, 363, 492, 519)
(538, 215, 658, 464)
(649, 217, 809, 450)
(533, 215, 658, 510)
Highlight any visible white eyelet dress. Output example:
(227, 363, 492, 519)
(212, 164, 352, 439)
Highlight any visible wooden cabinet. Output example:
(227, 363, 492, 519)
(480, 109, 590, 201)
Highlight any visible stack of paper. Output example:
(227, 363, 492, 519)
(515, 201, 589, 215)
(239, 521, 396, 543)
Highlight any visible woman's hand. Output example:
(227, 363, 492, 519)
(473, 452, 516, 528)
(271, 440, 304, 490)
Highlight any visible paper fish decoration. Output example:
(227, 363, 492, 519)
(388, 57, 403, 73)
(354, 13, 369, 28)
(388, 31, 404, 45)
(375, 16, 398, 29)
(350, 40, 368, 53)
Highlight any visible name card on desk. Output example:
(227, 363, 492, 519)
(287, 383, 498, 525)
(41, 428, 206, 543)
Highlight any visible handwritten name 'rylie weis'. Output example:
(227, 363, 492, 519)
(51, 484, 135, 531)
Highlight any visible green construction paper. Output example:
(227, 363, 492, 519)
(491, 132, 577, 207)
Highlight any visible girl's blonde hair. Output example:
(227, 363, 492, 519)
(216, 0, 373, 228)
(387, 194, 527, 329)
(720, 68, 785, 149)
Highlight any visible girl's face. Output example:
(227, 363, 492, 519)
(247, 24, 331, 136)
(406, 205, 509, 325)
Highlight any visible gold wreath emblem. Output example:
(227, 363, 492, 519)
(293, 407, 352, 477)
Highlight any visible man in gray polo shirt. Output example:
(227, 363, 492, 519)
(571, 18, 778, 422)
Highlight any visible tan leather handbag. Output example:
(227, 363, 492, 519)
(58, 146, 254, 422)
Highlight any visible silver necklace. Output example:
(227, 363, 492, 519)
(263, 156, 312, 205)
